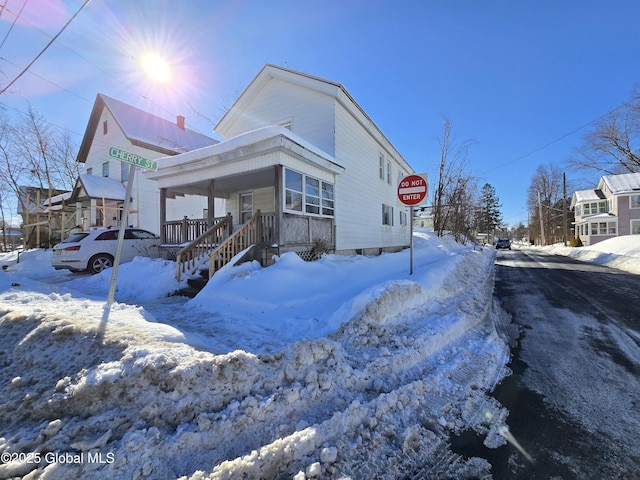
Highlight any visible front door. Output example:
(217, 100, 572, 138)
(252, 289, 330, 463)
(239, 192, 253, 224)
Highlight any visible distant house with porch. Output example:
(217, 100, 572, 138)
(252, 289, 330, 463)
(146, 64, 415, 279)
(571, 172, 640, 246)
(62, 93, 224, 236)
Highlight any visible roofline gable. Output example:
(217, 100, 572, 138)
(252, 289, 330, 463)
(215, 64, 412, 173)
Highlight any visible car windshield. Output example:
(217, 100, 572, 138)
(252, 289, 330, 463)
(61, 233, 89, 243)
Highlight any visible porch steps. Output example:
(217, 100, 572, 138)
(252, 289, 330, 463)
(174, 268, 209, 298)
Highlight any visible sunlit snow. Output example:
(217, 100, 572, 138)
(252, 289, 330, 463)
(0, 232, 637, 479)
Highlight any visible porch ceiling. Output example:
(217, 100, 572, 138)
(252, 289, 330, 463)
(170, 167, 275, 197)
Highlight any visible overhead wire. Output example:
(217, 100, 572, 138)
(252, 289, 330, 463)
(0, 0, 92, 95)
(0, 0, 29, 50)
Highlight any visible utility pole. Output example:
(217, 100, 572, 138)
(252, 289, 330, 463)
(563, 172, 567, 246)
(538, 191, 545, 246)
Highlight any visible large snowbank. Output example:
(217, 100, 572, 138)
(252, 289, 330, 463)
(0, 231, 510, 478)
(545, 235, 640, 274)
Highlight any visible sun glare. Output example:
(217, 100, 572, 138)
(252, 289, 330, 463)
(141, 53, 172, 83)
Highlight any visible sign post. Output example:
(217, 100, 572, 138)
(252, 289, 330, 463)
(106, 147, 157, 305)
(397, 173, 428, 275)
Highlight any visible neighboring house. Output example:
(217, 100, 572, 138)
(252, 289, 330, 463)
(1, 229, 23, 252)
(571, 172, 640, 246)
(146, 64, 415, 268)
(17, 185, 70, 248)
(67, 93, 224, 236)
(413, 206, 434, 229)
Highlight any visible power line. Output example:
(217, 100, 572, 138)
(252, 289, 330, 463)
(0, 0, 29, 50)
(481, 97, 637, 174)
(0, 0, 92, 95)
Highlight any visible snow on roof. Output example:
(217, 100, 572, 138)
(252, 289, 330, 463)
(100, 94, 219, 153)
(78, 174, 126, 200)
(600, 172, 640, 194)
(572, 189, 604, 205)
(154, 125, 343, 171)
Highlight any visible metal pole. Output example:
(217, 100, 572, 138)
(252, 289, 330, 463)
(563, 172, 567, 246)
(410, 207, 414, 275)
(107, 164, 136, 305)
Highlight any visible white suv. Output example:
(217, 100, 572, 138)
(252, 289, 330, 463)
(51, 227, 161, 273)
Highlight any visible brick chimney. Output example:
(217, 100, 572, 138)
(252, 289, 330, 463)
(176, 115, 185, 130)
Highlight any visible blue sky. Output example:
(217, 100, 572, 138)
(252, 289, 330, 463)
(2, 0, 640, 227)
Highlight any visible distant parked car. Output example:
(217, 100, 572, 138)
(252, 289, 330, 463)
(51, 227, 160, 273)
(495, 238, 511, 250)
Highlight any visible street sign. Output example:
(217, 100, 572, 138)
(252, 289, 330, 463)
(108, 147, 158, 171)
(398, 174, 428, 206)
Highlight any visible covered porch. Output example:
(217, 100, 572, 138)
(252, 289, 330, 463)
(146, 126, 344, 278)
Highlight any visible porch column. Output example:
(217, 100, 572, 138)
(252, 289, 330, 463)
(76, 201, 82, 227)
(90, 199, 97, 226)
(160, 188, 167, 243)
(274, 165, 282, 246)
(207, 179, 215, 228)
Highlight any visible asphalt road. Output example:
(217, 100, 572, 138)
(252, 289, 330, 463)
(455, 246, 640, 479)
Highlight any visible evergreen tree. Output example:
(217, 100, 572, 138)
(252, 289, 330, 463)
(476, 183, 502, 239)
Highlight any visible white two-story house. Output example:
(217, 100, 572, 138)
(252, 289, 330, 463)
(146, 64, 416, 268)
(571, 172, 640, 245)
(68, 94, 224, 236)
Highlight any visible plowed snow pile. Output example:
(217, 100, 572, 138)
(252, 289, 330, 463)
(0, 231, 513, 479)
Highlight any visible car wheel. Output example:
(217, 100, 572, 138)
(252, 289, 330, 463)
(88, 254, 114, 274)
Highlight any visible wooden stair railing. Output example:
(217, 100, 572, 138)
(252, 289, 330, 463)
(175, 215, 230, 281)
(208, 213, 260, 278)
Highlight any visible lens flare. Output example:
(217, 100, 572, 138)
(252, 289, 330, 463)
(141, 53, 172, 83)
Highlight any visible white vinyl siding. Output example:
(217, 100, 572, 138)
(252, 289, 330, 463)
(334, 102, 410, 251)
(219, 79, 336, 156)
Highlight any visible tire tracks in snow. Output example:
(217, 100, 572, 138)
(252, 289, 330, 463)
(191, 249, 512, 479)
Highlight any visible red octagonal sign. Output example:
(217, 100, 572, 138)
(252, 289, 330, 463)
(398, 174, 428, 206)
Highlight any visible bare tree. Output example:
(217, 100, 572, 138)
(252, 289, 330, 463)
(527, 163, 564, 245)
(571, 89, 640, 174)
(0, 106, 79, 247)
(432, 116, 476, 239)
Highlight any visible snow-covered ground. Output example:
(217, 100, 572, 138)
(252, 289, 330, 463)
(0, 232, 636, 479)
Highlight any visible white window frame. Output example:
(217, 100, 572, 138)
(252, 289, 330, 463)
(630, 194, 640, 209)
(121, 162, 129, 183)
(102, 161, 109, 177)
(284, 168, 334, 217)
(382, 204, 394, 226)
(631, 219, 640, 235)
(590, 221, 617, 236)
(379, 154, 384, 180)
(386, 160, 392, 184)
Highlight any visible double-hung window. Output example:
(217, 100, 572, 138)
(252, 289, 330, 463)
(305, 177, 320, 214)
(382, 204, 393, 225)
(631, 195, 640, 209)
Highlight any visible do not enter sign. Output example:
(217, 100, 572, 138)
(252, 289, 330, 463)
(398, 174, 428, 206)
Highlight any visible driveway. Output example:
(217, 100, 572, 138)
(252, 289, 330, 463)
(456, 247, 640, 479)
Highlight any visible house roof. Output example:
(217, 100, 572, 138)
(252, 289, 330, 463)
(599, 172, 640, 194)
(571, 189, 603, 208)
(69, 174, 127, 202)
(147, 126, 345, 194)
(215, 64, 413, 173)
(76, 94, 219, 163)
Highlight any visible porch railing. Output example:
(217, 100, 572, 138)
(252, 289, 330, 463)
(207, 211, 276, 278)
(164, 216, 225, 245)
(175, 215, 232, 281)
